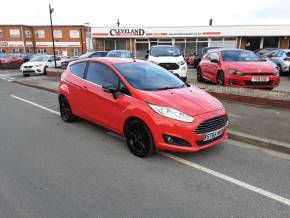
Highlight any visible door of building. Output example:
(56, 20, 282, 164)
(62, 49, 68, 56)
(245, 37, 261, 51)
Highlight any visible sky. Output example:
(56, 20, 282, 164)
(1, 0, 290, 27)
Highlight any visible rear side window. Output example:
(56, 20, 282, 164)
(70, 62, 86, 78)
(86, 62, 119, 87)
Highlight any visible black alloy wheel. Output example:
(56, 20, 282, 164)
(125, 120, 155, 157)
(43, 66, 48, 75)
(216, 71, 225, 86)
(196, 67, 204, 82)
(59, 97, 76, 122)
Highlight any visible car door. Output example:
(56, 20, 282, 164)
(201, 53, 211, 80)
(67, 61, 88, 117)
(56, 56, 62, 67)
(207, 52, 220, 82)
(83, 61, 130, 133)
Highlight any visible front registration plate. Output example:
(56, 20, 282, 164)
(203, 128, 224, 141)
(251, 77, 269, 82)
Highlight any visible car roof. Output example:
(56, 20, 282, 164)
(73, 57, 143, 65)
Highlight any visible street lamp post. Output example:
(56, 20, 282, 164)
(84, 22, 91, 52)
(49, 4, 57, 68)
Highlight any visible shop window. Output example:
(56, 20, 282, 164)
(104, 39, 115, 51)
(136, 39, 148, 42)
(149, 41, 157, 48)
(94, 39, 105, 50)
(136, 43, 149, 59)
(27, 49, 33, 53)
(25, 30, 32, 38)
(211, 38, 223, 41)
(70, 30, 80, 38)
(13, 49, 21, 54)
(197, 38, 207, 41)
(35, 30, 45, 38)
(196, 42, 208, 51)
(175, 38, 185, 42)
(0, 49, 4, 53)
(0, 29, 3, 38)
(10, 29, 20, 38)
(116, 39, 126, 50)
(53, 30, 62, 39)
(185, 42, 196, 56)
(175, 42, 185, 56)
(263, 37, 279, 48)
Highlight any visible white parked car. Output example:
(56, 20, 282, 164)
(145, 45, 187, 82)
(20, 55, 62, 77)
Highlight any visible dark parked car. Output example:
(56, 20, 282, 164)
(194, 47, 220, 67)
(262, 49, 290, 75)
(255, 48, 277, 56)
(106, 50, 133, 58)
(61, 51, 108, 69)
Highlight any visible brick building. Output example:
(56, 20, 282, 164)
(0, 24, 89, 56)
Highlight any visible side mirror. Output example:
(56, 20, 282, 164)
(102, 85, 118, 99)
(144, 54, 149, 60)
(211, 59, 219, 64)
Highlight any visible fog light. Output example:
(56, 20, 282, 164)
(163, 134, 191, 147)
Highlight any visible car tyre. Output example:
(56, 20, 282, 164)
(43, 66, 48, 75)
(125, 119, 155, 158)
(197, 67, 204, 82)
(216, 71, 225, 86)
(59, 96, 76, 122)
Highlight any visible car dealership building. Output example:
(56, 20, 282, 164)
(91, 25, 290, 58)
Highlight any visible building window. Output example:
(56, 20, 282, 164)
(116, 39, 126, 50)
(13, 49, 21, 54)
(10, 29, 20, 38)
(35, 30, 45, 38)
(104, 39, 115, 51)
(25, 30, 32, 38)
(263, 37, 279, 48)
(37, 49, 46, 54)
(0, 49, 4, 53)
(70, 30, 80, 38)
(72, 49, 79, 56)
(0, 29, 2, 38)
(27, 49, 33, 53)
(53, 30, 62, 38)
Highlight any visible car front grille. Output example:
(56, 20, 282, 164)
(158, 63, 179, 70)
(24, 66, 32, 68)
(244, 73, 275, 76)
(244, 81, 274, 85)
(195, 115, 228, 135)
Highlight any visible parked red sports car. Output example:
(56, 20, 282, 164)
(58, 58, 228, 157)
(0, 54, 24, 64)
(197, 48, 280, 89)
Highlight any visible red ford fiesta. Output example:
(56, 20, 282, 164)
(58, 57, 228, 157)
(197, 48, 280, 89)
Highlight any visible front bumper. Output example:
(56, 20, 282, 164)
(21, 66, 44, 74)
(170, 64, 187, 78)
(225, 74, 280, 88)
(149, 109, 228, 152)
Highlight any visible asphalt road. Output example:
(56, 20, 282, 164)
(0, 72, 290, 217)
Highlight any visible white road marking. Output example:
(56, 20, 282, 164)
(10, 94, 290, 207)
(0, 75, 12, 82)
(11, 95, 60, 115)
(159, 151, 290, 207)
(1, 75, 15, 80)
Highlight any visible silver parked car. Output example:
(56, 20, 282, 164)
(262, 49, 290, 75)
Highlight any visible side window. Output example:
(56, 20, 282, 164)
(209, 52, 219, 61)
(271, 51, 279, 57)
(56, 56, 61, 61)
(86, 62, 119, 88)
(70, 62, 87, 78)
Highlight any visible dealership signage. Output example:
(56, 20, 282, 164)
(35, 42, 81, 47)
(109, 28, 145, 36)
(0, 41, 24, 47)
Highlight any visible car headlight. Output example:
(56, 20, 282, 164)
(34, 64, 43, 67)
(149, 104, 194, 123)
(274, 69, 280, 76)
(177, 61, 186, 66)
(228, 69, 245, 76)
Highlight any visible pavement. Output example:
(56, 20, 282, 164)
(1, 70, 290, 217)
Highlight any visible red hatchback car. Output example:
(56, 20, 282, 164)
(58, 58, 228, 157)
(197, 48, 280, 89)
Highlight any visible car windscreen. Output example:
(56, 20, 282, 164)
(79, 52, 95, 59)
(107, 51, 131, 58)
(222, 50, 261, 62)
(29, 56, 48, 62)
(150, 46, 181, 57)
(114, 62, 185, 91)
